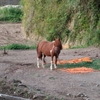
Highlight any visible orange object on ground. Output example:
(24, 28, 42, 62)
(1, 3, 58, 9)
(57, 57, 92, 64)
(59, 67, 95, 73)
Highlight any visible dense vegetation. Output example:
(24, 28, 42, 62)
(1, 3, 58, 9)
(0, 6, 23, 22)
(22, 0, 100, 46)
(0, 44, 36, 50)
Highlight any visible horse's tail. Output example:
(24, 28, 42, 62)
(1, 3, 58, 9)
(36, 43, 39, 53)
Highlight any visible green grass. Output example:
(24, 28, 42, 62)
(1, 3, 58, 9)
(0, 46, 5, 50)
(58, 59, 100, 70)
(0, 6, 23, 22)
(0, 44, 36, 50)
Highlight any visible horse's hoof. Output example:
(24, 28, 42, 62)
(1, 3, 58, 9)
(37, 66, 40, 68)
(54, 67, 57, 69)
(54, 64, 57, 69)
(50, 68, 53, 71)
(42, 66, 45, 68)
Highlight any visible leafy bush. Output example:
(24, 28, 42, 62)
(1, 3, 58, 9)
(22, 0, 100, 46)
(4, 44, 36, 50)
(0, 6, 23, 22)
(22, 0, 71, 41)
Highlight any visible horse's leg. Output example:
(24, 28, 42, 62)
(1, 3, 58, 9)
(54, 56, 57, 69)
(37, 57, 40, 68)
(42, 54, 46, 68)
(43, 55, 46, 64)
(37, 52, 42, 68)
(50, 56, 53, 70)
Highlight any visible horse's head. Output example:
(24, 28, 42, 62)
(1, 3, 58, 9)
(53, 38, 62, 50)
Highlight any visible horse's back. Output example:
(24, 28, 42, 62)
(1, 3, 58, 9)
(37, 41, 52, 56)
(37, 41, 51, 49)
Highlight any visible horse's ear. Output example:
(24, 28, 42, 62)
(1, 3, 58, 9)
(53, 38, 56, 41)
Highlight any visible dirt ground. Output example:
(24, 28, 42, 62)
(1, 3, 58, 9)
(0, 23, 100, 100)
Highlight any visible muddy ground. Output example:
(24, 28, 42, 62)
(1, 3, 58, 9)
(0, 23, 100, 100)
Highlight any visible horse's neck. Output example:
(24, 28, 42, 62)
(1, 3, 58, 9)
(50, 42, 55, 54)
(51, 41, 55, 48)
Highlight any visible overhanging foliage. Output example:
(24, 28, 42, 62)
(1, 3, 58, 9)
(22, 0, 100, 46)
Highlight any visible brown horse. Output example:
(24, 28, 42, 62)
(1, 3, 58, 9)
(36, 38, 62, 70)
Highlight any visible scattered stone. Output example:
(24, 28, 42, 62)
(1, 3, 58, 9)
(4, 76, 7, 80)
(96, 54, 98, 57)
(80, 84, 84, 87)
(33, 94, 45, 99)
(96, 84, 100, 87)
(76, 93, 87, 97)
(83, 97, 90, 100)
(66, 93, 72, 97)
(13, 79, 22, 84)
(18, 84, 27, 88)
(74, 51, 77, 53)
(37, 89, 41, 91)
